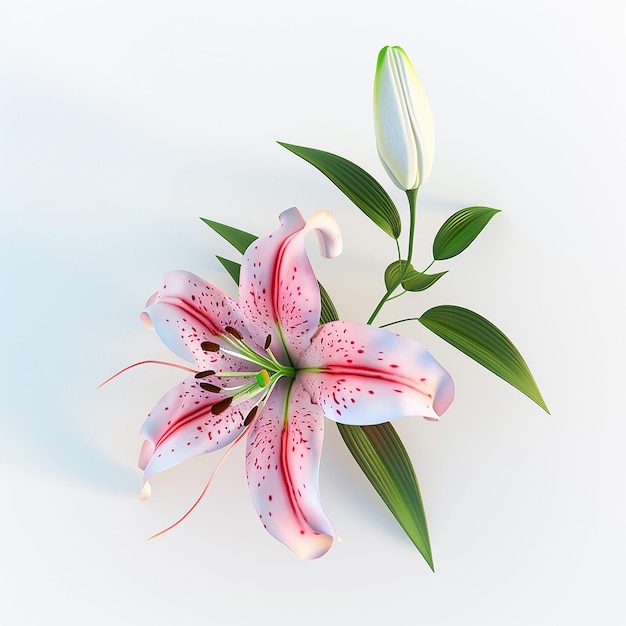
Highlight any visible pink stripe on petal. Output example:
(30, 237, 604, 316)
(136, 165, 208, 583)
(145, 270, 266, 366)
(239, 208, 322, 361)
(140, 375, 258, 483)
(245, 378, 334, 560)
(297, 321, 455, 425)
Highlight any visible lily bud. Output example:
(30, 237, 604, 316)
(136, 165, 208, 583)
(373, 46, 435, 190)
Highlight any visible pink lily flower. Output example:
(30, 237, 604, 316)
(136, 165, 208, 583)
(138, 207, 454, 559)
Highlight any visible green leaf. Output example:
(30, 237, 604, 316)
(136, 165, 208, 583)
(419, 305, 549, 412)
(384, 260, 446, 292)
(402, 270, 447, 292)
(433, 206, 501, 260)
(278, 142, 401, 239)
(201, 217, 257, 254)
(384, 260, 410, 291)
(337, 422, 434, 570)
(215, 256, 241, 284)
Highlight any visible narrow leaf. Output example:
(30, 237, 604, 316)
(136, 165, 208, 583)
(201, 217, 257, 254)
(322, 261, 433, 564)
(433, 206, 500, 260)
(215, 256, 241, 284)
(278, 142, 401, 239)
(419, 305, 549, 412)
(337, 422, 434, 570)
(402, 270, 447, 292)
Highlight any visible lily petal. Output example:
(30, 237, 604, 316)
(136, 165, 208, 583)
(245, 378, 334, 560)
(239, 208, 323, 360)
(297, 321, 454, 424)
(144, 270, 266, 368)
(303, 210, 343, 259)
(140, 375, 259, 483)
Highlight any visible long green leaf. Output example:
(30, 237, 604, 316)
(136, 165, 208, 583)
(432, 206, 500, 260)
(278, 142, 401, 239)
(201, 217, 257, 254)
(419, 305, 549, 412)
(313, 259, 433, 565)
(337, 422, 434, 570)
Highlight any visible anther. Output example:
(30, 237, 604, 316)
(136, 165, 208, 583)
(211, 397, 233, 415)
(224, 326, 244, 340)
(194, 370, 216, 379)
(264, 334, 272, 349)
(199, 382, 222, 393)
(200, 341, 220, 352)
(244, 406, 258, 426)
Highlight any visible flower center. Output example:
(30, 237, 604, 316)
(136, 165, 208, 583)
(195, 326, 296, 416)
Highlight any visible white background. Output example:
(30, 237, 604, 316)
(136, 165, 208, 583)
(1, 1, 624, 624)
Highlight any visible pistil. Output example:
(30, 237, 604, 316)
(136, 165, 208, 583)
(195, 327, 296, 421)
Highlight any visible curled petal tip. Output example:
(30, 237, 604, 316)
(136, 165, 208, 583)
(138, 439, 155, 471)
(144, 290, 158, 308)
(278, 206, 307, 230)
(140, 311, 154, 330)
(292, 534, 334, 560)
(139, 482, 152, 501)
(304, 210, 343, 258)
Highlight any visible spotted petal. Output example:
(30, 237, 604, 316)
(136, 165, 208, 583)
(140, 374, 260, 483)
(245, 378, 335, 559)
(143, 270, 268, 373)
(239, 208, 341, 361)
(297, 321, 454, 425)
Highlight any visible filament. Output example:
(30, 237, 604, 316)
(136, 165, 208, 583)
(97, 360, 196, 388)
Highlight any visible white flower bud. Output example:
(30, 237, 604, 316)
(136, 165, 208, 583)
(374, 46, 435, 190)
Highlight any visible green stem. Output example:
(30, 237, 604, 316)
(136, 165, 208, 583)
(367, 287, 394, 325)
(379, 317, 421, 329)
(421, 260, 435, 273)
(367, 188, 419, 325)
(405, 187, 418, 269)
(388, 289, 407, 301)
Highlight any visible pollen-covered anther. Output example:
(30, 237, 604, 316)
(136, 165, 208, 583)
(211, 397, 233, 415)
(201, 341, 220, 352)
(264, 334, 272, 349)
(199, 382, 222, 393)
(194, 369, 216, 379)
(224, 326, 244, 340)
(244, 405, 258, 426)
